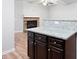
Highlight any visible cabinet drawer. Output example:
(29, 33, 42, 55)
(35, 33, 47, 43)
(48, 37, 65, 49)
(35, 40, 47, 46)
(49, 45, 64, 52)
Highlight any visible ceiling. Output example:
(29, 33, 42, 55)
(61, 0, 77, 4)
(25, 0, 77, 5)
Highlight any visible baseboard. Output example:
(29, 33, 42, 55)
(2, 48, 15, 55)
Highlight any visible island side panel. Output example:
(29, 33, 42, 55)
(65, 33, 77, 59)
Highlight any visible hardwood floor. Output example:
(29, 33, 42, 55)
(2, 32, 29, 59)
(2, 51, 23, 59)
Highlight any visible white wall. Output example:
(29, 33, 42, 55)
(23, 1, 49, 26)
(2, 0, 15, 53)
(15, 0, 48, 31)
(15, 0, 23, 32)
(48, 2, 77, 20)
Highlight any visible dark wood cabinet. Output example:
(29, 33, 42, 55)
(28, 39, 34, 59)
(48, 46, 64, 59)
(48, 37, 64, 59)
(27, 31, 34, 59)
(48, 48, 63, 59)
(35, 40, 47, 59)
(27, 31, 76, 59)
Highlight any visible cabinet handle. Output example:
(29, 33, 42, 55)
(48, 48, 50, 51)
(53, 42, 56, 44)
(31, 42, 33, 44)
(34, 42, 36, 45)
(39, 37, 41, 39)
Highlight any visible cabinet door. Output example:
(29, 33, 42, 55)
(27, 32, 34, 59)
(48, 46, 64, 59)
(28, 39, 34, 59)
(35, 40, 47, 59)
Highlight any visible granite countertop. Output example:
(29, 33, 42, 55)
(26, 21, 77, 40)
(26, 26, 76, 40)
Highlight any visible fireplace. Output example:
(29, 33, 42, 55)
(23, 17, 39, 32)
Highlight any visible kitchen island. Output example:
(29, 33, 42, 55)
(26, 21, 77, 59)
